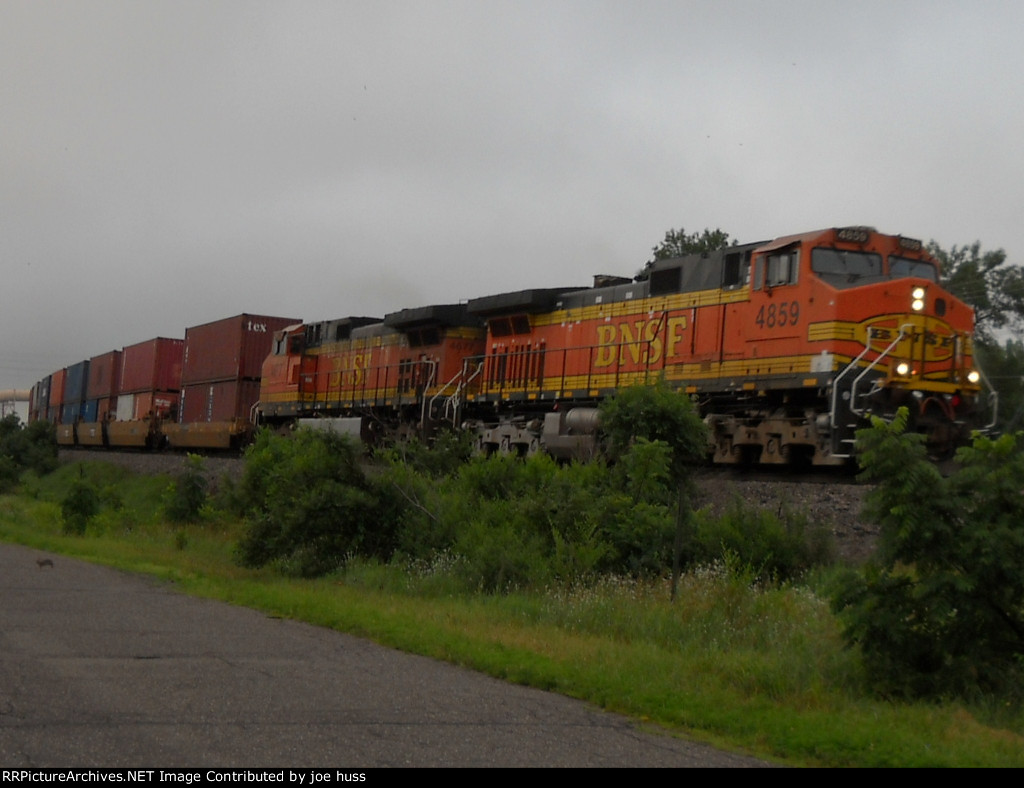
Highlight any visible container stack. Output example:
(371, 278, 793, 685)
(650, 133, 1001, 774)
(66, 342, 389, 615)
(165, 314, 299, 448)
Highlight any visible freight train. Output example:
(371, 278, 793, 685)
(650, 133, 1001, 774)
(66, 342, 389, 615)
(29, 227, 995, 466)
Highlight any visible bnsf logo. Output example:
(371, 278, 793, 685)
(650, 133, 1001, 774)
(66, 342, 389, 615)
(247, 321, 268, 333)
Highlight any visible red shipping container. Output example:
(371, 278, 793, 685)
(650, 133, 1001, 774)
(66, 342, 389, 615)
(179, 379, 262, 423)
(96, 396, 117, 421)
(181, 314, 300, 385)
(87, 350, 122, 399)
(49, 368, 67, 408)
(120, 337, 183, 394)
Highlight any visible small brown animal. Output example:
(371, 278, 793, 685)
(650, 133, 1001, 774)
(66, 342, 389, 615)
(36, 558, 54, 569)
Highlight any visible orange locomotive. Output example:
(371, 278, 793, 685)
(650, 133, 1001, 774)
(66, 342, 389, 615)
(258, 306, 486, 442)
(258, 227, 992, 465)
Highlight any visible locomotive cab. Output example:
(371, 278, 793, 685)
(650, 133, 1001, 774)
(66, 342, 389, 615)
(257, 323, 310, 422)
(719, 227, 987, 462)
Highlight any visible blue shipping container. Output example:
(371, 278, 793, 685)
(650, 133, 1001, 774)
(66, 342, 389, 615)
(64, 360, 90, 406)
(81, 399, 99, 423)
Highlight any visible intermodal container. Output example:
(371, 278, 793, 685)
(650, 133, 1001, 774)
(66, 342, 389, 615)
(63, 361, 90, 416)
(32, 377, 50, 420)
(87, 350, 122, 399)
(119, 337, 183, 394)
(179, 379, 262, 423)
(62, 401, 83, 424)
(116, 391, 180, 421)
(49, 368, 67, 408)
(81, 399, 100, 423)
(181, 314, 300, 385)
(95, 397, 117, 421)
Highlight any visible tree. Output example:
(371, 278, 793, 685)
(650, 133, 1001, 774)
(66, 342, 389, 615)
(972, 338, 1024, 432)
(0, 414, 57, 492)
(599, 379, 708, 476)
(599, 380, 709, 598)
(929, 240, 1024, 345)
(648, 226, 732, 263)
(235, 428, 402, 577)
(929, 240, 1024, 430)
(833, 409, 1024, 700)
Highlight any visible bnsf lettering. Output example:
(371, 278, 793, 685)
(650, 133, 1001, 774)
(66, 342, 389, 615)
(594, 317, 687, 368)
(917, 333, 954, 348)
(870, 328, 954, 348)
(329, 352, 373, 387)
(755, 301, 800, 329)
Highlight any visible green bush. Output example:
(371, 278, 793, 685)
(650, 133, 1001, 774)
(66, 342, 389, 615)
(599, 381, 711, 596)
(434, 447, 680, 590)
(0, 456, 20, 494)
(61, 477, 100, 535)
(440, 453, 604, 591)
(163, 454, 209, 523)
(833, 410, 1024, 700)
(693, 499, 833, 583)
(378, 430, 476, 478)
(235, 428, 402, 577)
(374, 442, 680, 592)
(599, 380, 708, 473)
(0, 414, 58, 489)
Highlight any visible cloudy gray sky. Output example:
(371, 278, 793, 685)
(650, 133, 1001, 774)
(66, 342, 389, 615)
(3, 0, 1023, 401)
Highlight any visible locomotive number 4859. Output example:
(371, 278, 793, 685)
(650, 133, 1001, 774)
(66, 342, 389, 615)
(755, 300, 800, 329)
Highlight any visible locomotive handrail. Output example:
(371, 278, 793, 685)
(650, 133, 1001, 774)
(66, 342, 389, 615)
(417, 359, 438, 428)
(974, 362, 999, 432)
(848, 323, 913, 419)
(427, 364, 473, 427)
(452, 361, 484, 423)
(828, 324, 910, 459)
(829, 332, 878, 430)
(426, 370, 458, 424)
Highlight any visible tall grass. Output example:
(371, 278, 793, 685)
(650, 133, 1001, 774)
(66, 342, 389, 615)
(1, 460, 1022, 766)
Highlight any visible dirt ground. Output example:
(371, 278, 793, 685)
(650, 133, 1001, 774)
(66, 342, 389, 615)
(692, 471, 877, 564)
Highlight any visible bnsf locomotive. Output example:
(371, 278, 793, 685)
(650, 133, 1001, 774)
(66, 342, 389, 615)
(31, 227, 993, 465)
(256, 226, 992, 465)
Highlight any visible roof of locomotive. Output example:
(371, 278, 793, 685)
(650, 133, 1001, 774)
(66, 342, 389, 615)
(384, 302, 482, 329)
(748, 227, 934, 263)
(466, 287, 586, 317)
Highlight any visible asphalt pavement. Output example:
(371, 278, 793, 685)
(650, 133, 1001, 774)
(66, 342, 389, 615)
(0, 543, 772, 768)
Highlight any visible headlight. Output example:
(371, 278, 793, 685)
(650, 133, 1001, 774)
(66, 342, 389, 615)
(896, 362, 910, 377)
(967, 370, 981, 384)
(911, 286, 926, 311)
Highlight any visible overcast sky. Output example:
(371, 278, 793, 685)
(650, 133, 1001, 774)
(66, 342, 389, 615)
(3, 0, 1023, 400)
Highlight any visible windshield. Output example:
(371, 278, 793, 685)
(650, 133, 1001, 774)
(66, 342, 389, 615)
(890, 256, 938, 282)
(811, 248, 884, 287)
(812, 248, 940, 288)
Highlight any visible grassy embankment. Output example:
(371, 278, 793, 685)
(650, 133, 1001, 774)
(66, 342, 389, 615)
(1, 459, 1022, 768)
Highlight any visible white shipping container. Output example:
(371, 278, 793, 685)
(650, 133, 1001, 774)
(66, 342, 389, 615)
(116, 394, 136, 422)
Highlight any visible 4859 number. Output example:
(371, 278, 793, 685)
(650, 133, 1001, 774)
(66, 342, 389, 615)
(755, 300, 800, 329)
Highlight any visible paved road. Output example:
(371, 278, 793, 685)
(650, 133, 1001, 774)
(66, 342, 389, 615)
(0, 543, 772, 768)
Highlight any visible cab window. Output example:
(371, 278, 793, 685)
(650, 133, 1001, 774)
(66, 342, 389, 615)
(811, 248, 883, 288)
(755, 250, 799, 289)
(889, 256, 938, 282)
